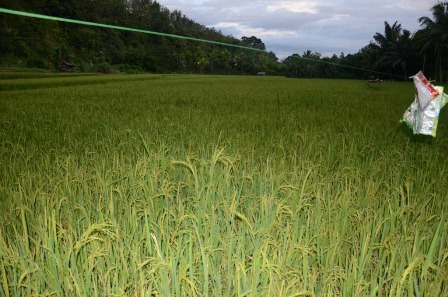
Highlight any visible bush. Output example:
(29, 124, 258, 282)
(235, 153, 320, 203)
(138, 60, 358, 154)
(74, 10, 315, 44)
(26, 59, 46, 69)
(119, 64, 145, 74)
(77, 61, 90, 73)
(94, 62, 111, 74)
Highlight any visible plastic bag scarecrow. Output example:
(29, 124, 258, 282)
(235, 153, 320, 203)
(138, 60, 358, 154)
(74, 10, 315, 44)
(401, 71, 447, 137)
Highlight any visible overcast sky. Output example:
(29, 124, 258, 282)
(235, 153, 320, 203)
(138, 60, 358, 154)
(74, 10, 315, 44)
(158, 0, 437, 59)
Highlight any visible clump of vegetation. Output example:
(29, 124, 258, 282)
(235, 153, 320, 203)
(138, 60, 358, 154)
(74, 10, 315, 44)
(119, 64, 145, 74)
(0, 74, 447, 296)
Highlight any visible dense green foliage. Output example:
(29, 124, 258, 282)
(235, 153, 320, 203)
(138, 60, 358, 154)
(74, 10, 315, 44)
(0, 0, 278, 74)
(0, 74, 447, 296)
(1, 1, 447, 79)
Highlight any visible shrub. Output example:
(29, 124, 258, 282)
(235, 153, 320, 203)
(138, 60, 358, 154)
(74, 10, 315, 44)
(119, 64, 145, 74)
(94, 62, 111, 74)
(26, 59, 46, 69)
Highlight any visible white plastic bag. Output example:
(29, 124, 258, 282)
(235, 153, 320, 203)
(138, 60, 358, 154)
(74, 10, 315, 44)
(401, 71, 447, 137)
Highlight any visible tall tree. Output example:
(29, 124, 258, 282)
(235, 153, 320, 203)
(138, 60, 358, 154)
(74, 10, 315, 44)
(373, 21, 402, 49)
(372, 21, 403, 77)
(241, 36, 266, 50)
(417, 1, 448, 82)
(376, 29, 417, 79)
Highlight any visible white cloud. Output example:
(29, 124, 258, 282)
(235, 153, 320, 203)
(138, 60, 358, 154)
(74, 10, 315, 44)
(214, 22, 297, 38)
(267, 1, 318, 14)
(159, 0, 437, 58)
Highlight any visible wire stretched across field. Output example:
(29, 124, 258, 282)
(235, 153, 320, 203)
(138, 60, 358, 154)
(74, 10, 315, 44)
(0, 7, 406, 79)
(0, 8, 264, 52)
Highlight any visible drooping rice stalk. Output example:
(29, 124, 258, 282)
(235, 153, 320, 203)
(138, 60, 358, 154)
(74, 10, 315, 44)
(0, 74, 447, 296)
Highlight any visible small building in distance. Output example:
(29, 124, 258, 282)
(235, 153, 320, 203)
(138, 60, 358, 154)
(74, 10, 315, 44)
(59, 62, 76, 72)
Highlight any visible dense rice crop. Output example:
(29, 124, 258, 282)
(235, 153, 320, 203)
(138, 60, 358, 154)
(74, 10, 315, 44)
(1, 74, 447, 296)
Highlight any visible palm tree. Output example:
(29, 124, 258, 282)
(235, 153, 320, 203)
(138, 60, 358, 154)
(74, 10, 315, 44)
(373, 21, 402, 49)
(376, 30, 417, 79)
(373, 21, 403, 77)
(417, 2, 448, 82)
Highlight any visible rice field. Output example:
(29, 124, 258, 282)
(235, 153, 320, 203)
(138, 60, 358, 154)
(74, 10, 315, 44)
(0, 74, 447, 296)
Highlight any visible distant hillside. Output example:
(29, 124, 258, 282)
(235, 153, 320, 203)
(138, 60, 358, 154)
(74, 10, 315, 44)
(0, 0, 279, 74)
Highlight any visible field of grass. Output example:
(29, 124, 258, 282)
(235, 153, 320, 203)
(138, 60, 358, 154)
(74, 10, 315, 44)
(1, 74, 447, 296)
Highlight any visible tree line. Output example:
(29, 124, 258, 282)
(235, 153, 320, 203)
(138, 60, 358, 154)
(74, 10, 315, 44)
(1, 1, 447, 81)
(0, 0, 277, 74)
(282, 2, 448, 82)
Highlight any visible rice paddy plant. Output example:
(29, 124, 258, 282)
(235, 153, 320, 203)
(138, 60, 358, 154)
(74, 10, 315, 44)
(0, 74, 447, 296)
